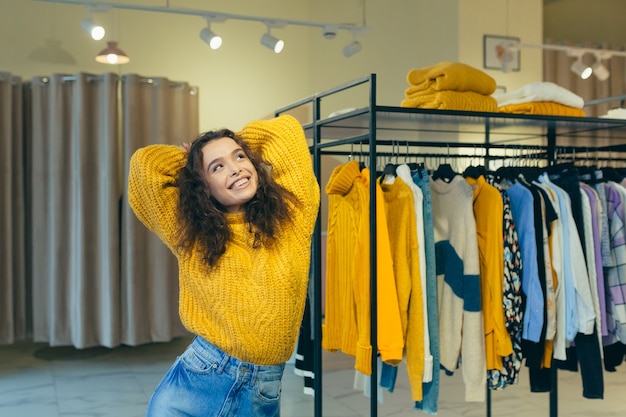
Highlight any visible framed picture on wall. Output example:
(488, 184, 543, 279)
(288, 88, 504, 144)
(483, 34, 520, 72)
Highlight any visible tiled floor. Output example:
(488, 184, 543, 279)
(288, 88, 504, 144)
(1, 335, 625, 417)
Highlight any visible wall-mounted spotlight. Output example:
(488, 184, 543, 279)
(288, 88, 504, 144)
(199, 26, 222, 49)
(80, 10, 105, 40)
(570, 56, 592, 79)
(260, 26, 284, 53)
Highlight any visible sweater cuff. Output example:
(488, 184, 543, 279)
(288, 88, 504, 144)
(465, 382, 486, 402)
(379, 346, 403, 367)
(355, 342, 373, 375)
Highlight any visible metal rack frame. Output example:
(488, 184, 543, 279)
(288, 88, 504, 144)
(274, 73, 626, 417)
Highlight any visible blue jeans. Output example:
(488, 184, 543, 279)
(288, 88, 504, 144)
(147, 336, 285, 417)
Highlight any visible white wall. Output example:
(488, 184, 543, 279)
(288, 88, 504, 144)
(459, 0, 544, 92)
(2, 0, 545, 133)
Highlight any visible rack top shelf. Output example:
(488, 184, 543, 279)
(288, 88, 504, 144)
(300, 105, 626, 147)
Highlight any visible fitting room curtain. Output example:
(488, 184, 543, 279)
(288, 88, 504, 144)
(0, 72, 27, 345)
(544, 41, 626, 117)
(120, 74, 196, 345)
(1, 72, 197, 348)
(28, 73, 122, 348)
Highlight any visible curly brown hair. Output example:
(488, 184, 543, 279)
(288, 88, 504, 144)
(175, 129, 297, 268)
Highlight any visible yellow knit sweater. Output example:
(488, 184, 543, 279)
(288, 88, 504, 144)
(381, 176, 425, 400)
(127, 115, 320, 365)
(323, 161, 404, 375)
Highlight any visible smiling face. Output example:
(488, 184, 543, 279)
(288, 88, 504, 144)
(200, 136, 259, 213)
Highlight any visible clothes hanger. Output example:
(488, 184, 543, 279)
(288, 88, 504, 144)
(431, 144, 459, 182)
(432, 163, 458, 182)
(379, 140, 403, 183)
(463, 164, 486, 179)
(407, 162, 423, 172)
(577, 150, 595, 183)
(495, 165, 514, 182)
(601, 166, 623, 182)
(357, 142, 366, 170)
(381, 162, 397, 177)
(404, 141, 424, 173)
(462, 146, 487, 180)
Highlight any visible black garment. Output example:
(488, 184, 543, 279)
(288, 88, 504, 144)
(550, 167, 587, 263)
(554, 328, 605, 399)
(604, 342, 626, 372)
(574, 329, 604, 399)
(295, 293, 315, 395)
(529, 367, 553, 392)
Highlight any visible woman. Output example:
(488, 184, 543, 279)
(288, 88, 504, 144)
(128, 115, 320, 416)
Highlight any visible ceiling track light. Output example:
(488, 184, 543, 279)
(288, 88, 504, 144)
(35, 0, 370, 55)
(200, 27, 222, 49)
(343, 30, 362, 58)
(570, 58, 592, 80)
(592, 60, 610, 81)
(199, 19, 222, 50)
(592, 51, 612, 81)
(567, 49, 593, 80)
(322, 24, 338, 40)
(80, 9, 105, 40)
(260, 27, 284, 53)
(492, 39, 625, 81)
(343, 40, 362, 58)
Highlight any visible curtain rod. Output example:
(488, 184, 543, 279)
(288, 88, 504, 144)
(27, 74, 198, 93)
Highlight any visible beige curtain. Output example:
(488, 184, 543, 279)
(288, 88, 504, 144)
(0, 72, 27, 344)
(119, 75, 197, 345)
(28, 73, 121, 348)
(2, 72, 198, 348)
(544, 41, 626, 117)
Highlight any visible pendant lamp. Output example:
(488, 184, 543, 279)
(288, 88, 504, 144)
(95, 41, 130, 65)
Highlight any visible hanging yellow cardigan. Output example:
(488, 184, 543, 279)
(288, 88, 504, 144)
(381, 175, 425, 401)
(323, 161, 404, 375)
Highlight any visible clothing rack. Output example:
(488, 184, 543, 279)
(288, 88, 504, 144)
(274, 74, 626, 417)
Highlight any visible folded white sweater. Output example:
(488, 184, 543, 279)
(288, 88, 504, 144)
(492, 82, 584, 109)
(601, 107, 626, 119)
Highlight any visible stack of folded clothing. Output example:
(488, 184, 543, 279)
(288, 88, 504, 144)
(494, 82, 585, 117)
(401, 62, 498, 111)
(601, 108, 626, 119)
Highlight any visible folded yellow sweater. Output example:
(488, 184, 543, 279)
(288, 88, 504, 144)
(401, 90, 498, 112)
(498, 101, 585, 117)
(406, 62, 497, 96)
